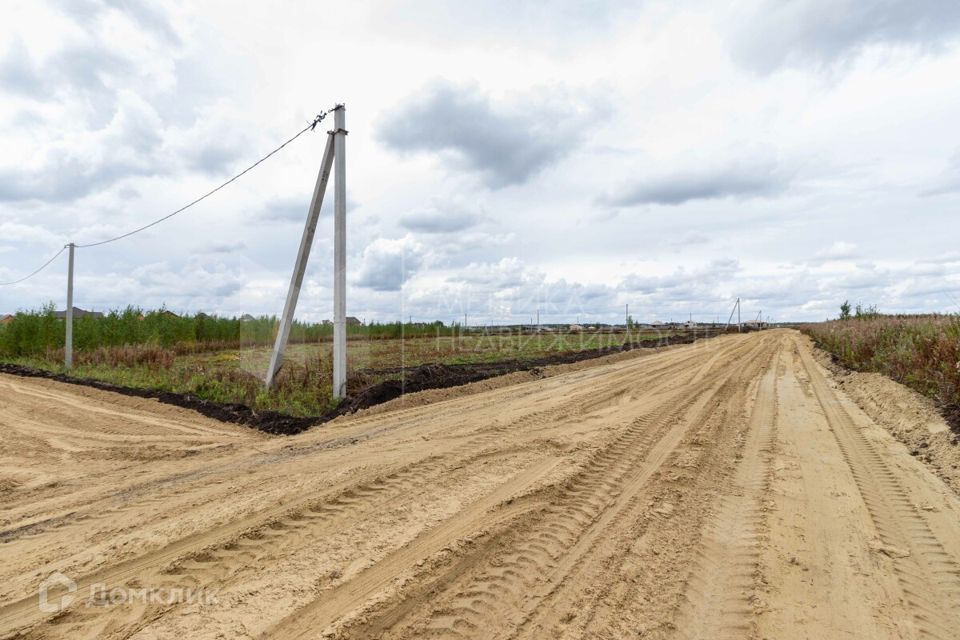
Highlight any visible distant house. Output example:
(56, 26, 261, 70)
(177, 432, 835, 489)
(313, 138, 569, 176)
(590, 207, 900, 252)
(240, 314, 256, 322)
(569, 324, 584, 332)
(0, 314, 14, 325)
(345, 316, 362, 326)
(54, 308, 104, 320)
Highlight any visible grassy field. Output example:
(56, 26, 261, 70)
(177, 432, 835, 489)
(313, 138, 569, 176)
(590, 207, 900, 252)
(802, 314, 960, 425)
(3, 326, 678, 416)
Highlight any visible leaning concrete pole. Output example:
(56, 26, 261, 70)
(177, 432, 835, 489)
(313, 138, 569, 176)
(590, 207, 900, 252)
(265, 132, 336, 388)
(332, 105, 347, 400)
(64, 243, 75, 370)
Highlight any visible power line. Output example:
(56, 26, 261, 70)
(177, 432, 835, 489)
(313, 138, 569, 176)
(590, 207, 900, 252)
(2, 111, 332, 285)
(75, 110, 333, 249)
(0, 245, 67, 286)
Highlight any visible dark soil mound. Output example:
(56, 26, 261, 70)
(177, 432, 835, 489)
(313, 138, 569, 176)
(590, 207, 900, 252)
(0, 329, 733, 436)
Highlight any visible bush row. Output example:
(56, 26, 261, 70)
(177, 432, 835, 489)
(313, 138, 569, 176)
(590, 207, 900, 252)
(0, 304, 460, 358)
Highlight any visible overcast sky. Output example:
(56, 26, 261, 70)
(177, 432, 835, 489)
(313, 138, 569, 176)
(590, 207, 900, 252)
(1, 0, 959, 324)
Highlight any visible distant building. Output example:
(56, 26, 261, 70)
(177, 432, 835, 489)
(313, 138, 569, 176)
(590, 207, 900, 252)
(240, 314, 256, 322)
(569, 324, 584, 331)
(346, 316, 362, 326)
(54, 308, 104, 320)
(0, 314, 14, 325)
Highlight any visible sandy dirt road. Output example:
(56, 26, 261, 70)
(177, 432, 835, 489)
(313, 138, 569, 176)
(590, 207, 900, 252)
(1, 330, 959, 639)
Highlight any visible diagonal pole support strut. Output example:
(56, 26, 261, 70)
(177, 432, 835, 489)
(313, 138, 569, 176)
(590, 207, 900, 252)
(265, 130, 336, 389)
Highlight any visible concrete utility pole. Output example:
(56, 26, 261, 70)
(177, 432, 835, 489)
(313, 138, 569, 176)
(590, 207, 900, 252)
(65, 243, 75, 370)
(332, 105, 348, 400)
(266, 120, 337, 389)
(726, 297, 741, 332)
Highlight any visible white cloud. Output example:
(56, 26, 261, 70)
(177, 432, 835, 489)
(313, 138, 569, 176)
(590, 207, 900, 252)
(399, 198, 485, 233)
(354, 236, 426, 292)
(810, 241, 859, 264)
(730, 0, 960, 73)
(1, 1, 959, 322)
(922, 148, 960, 196)
(602, 156, 790, 207)
(378, 80, 594, 188)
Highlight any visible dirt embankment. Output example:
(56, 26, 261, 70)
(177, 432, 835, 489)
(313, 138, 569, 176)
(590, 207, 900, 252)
(0, 362, 317, 435)
(812, 343, 960, 496)
(0, 330, 727, 435)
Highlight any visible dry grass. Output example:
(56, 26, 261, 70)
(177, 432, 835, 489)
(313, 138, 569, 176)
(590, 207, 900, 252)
(802, 315, 960, 425)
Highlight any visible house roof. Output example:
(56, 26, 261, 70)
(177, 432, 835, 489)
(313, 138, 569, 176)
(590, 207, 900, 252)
(54, 308, 104, 319)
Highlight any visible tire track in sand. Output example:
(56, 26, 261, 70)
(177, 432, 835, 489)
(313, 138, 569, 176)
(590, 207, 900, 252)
(796, 340, 960, 640)
(324, 336, 776, 639)
(672, 340, 782, 639)
(3, 340, 738, 638)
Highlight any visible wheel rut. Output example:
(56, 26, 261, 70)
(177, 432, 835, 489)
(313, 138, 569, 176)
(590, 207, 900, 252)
(797, 343, 960, 640)
(673, 342, 782, 640)
(331, 336, 778, 640)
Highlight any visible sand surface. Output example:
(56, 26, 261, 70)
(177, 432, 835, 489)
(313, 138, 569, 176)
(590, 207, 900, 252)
(1, 330, 958, 639)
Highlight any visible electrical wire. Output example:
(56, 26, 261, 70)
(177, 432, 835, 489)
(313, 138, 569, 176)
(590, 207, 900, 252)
(0, 245, 67, 286)
(0, 108, 336, 286)
(75, 110, 334, 249)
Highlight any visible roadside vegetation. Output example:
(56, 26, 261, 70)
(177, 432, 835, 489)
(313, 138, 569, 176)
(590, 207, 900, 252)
(0, 303, 461, 357)
(0, 304, 681, 416)
(803, 304, 960, 426)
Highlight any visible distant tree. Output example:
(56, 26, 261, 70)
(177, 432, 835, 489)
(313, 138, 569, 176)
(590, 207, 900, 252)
(840, 300, 852, 320)
(855, 303, 879, 319)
